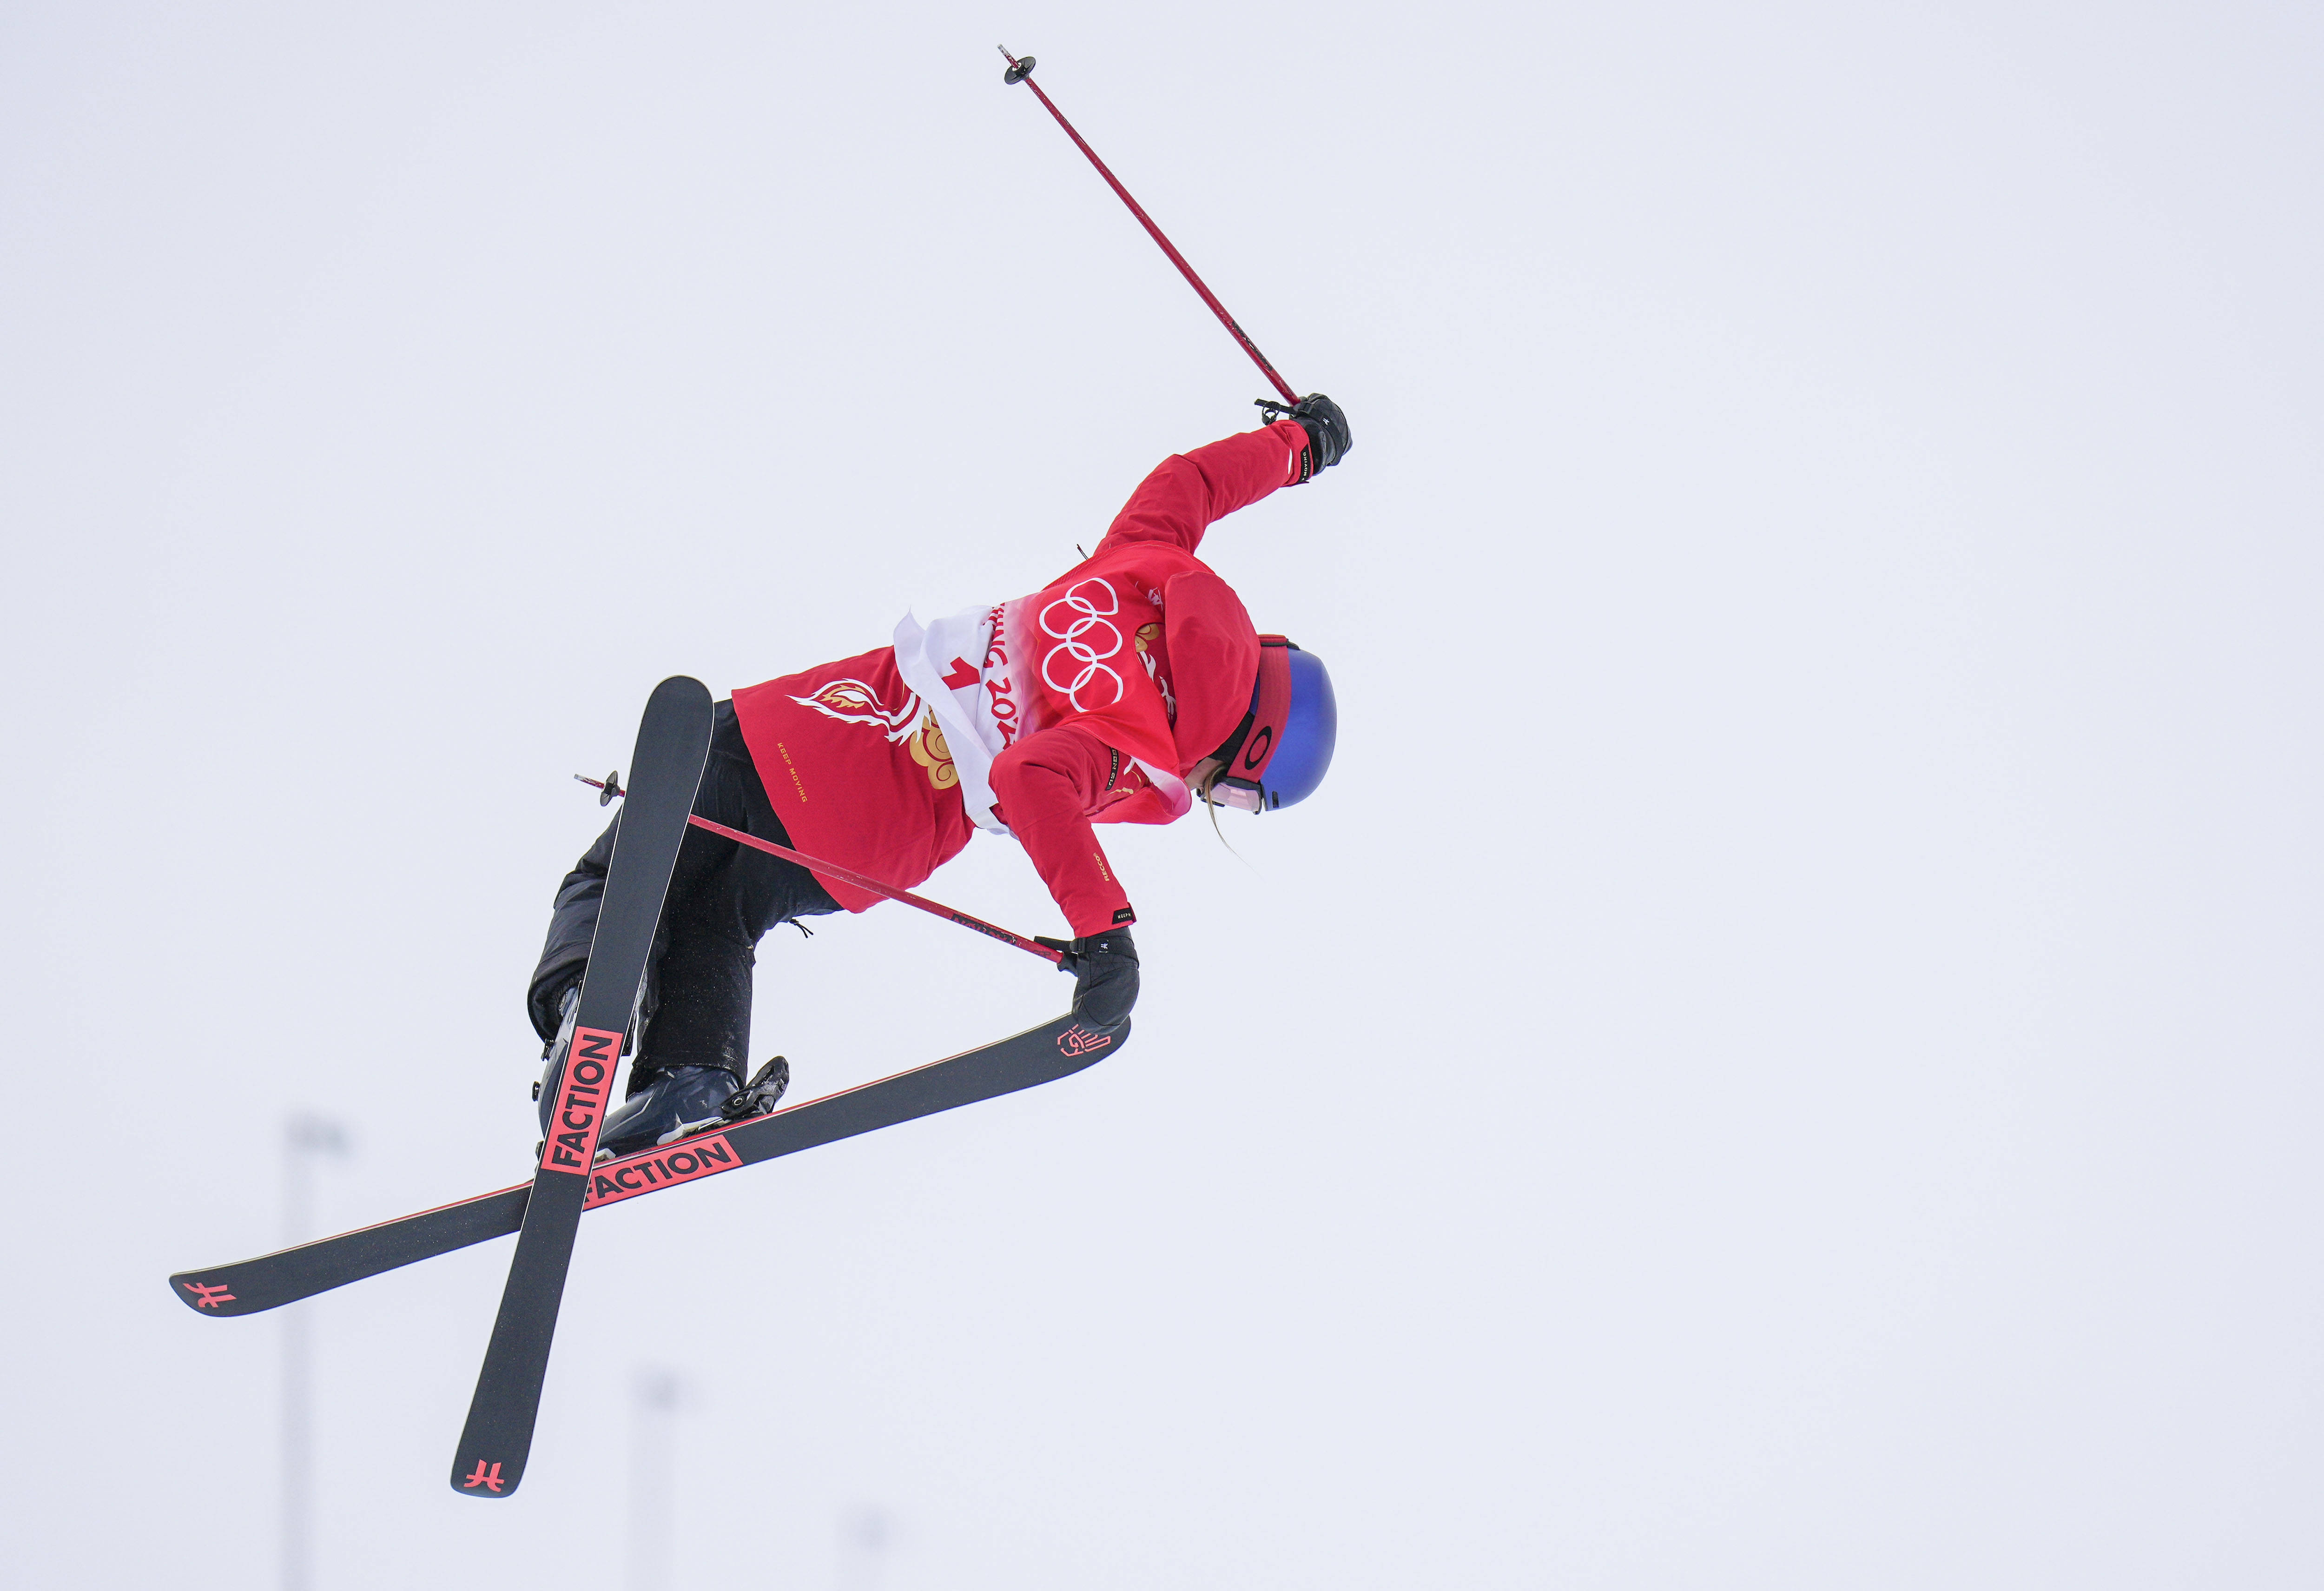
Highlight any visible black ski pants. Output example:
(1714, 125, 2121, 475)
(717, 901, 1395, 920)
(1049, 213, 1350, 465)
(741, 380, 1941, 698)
(527, 699, 840, 1091)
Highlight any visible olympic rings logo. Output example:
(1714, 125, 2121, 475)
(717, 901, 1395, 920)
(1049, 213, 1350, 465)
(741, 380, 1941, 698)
(1039, 578, 1127, 711)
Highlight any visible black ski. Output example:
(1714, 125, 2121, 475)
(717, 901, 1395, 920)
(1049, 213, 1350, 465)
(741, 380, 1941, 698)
(168, 1011, 1122, 1319)
(451, 675, 712, 1499)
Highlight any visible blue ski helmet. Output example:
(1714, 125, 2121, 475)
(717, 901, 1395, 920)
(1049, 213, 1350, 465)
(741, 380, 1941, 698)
(1205, 636, 1337, 812)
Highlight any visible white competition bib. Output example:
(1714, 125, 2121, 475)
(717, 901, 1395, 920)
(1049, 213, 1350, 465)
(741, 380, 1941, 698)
(892, 604, 1022, 834)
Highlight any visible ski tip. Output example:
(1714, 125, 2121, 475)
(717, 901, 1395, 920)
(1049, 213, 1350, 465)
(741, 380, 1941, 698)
(647, 675, 713, 712)
(451, 1454, 524, 1498)
(169, 1271, 254, 1317)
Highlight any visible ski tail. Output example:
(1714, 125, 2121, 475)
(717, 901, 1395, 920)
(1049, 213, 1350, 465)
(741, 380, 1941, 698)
(451, 675, 713, 1499)
(168, 1182, 532, 1316)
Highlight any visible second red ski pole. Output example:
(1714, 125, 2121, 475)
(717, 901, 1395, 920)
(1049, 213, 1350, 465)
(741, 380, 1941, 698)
(685, 815, 1067, 967)
(576, 772, 1065, 966)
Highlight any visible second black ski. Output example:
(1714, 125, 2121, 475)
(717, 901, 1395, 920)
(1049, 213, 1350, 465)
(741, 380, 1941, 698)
(169, 1011, 1122, 1318)
(450, 675, 713, 1499)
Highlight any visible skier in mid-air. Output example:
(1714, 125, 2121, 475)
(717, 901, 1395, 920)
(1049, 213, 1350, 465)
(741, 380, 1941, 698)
(165, 52, 1357, 1504)
(528, 397, 1353, 1156)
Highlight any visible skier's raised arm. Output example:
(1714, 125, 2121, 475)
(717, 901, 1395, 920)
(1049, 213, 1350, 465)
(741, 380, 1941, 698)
(1092, 397, 1352, 558)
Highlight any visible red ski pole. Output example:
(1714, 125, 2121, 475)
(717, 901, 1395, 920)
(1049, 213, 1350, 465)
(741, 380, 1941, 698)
(576, 771, 1064, 966)
(998, 46, 1300, 405)
(686, 815, 1067, 967)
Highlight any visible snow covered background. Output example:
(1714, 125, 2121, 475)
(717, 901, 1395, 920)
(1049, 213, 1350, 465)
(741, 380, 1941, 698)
(5, 2, 2321, 1586)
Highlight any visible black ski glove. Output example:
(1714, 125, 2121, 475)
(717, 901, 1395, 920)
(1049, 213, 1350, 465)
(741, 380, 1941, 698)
(1035, 927, 1140, 1033)
(1263, 392, 1351, 481)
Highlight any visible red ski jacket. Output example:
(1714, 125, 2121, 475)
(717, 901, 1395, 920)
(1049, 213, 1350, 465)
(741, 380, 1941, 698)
(730, 419, 1308, 936)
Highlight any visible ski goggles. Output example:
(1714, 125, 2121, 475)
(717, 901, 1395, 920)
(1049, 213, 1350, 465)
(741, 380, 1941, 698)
(1208, 780, 1269, 813)
(1202, 636, 1336, 813)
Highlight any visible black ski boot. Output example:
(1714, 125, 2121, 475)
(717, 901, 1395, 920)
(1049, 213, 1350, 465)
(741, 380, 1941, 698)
(596, 1064, 741, 1159)
(534, 984, 580, 1143)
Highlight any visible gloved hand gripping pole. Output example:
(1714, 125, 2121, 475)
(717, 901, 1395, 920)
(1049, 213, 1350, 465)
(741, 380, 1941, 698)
(998, 46, 1300, 405)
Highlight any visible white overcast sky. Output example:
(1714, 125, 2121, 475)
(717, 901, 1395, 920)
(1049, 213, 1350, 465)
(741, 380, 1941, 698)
(4, 3, 2320, 1587)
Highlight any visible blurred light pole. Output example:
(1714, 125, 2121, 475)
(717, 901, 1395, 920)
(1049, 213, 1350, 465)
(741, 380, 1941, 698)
(627, 1367, 686, 1591)
(282, 1113, 349, 1591)
(839, 1504, 892, 1591)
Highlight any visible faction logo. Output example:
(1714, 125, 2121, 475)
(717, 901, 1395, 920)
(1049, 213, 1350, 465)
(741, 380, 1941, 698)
(460, 1459, 506, 1492)
(541, 1028, 620, 1174)
(585, 1134, 741, 1207)
(1057, 1025, 1115, 1058)
(181, 1280, 236, 1309)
